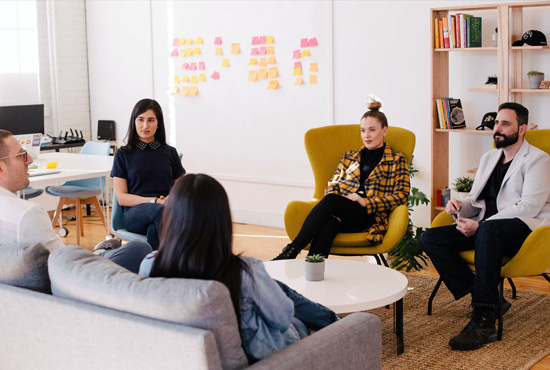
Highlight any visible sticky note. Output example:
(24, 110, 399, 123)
(180, 87, 190, 96)
(46, 161, 57, 169)
(199, 62, 205, 70)
(173, 76, 180, 84)
(193, 48, 201, 55)
(309, 37, 318, 46)
(251, 48, 259, 55)
(301, 49, 310, 57)
(266, 36, 274, 44)
(199, 73, 206, 82)
(214, 37, 222, 45)
(259, 58, 267, 67)
(310, 62, 318, 72)
(259, 36, 267, 44)
(178, 38, 185, 46)
(294, 61, 302, 68)
(182, 63, 189, 69)
(259, 47, 267, 55)
(196, 36, 203, 44)
(293, 67, 302, 75)
(293, 50, 301, 58)
(173, 38, 179, 46)
(171, 49, 179, 57)
(170, 86, 179, 95)
(267, 46, 275, 55)
(309, 75, 317, 84)
(268, 57, 276, 64)
(222, 59, 230, 67)
(179, 49, 186, 57)
(185, 48, 193, 56)
(211, 71, 220, 80)
(248, 70, 258, 81)
(268, 67, 278, 78)
(182, 75, 189, 82)
(294, 78, 304, 85)
(215, 47, 223, 56)
(191, 75, 198, 84)
(252, 36, 260, 45)
(186, 38, 193, 44)
(190, 63, 197, 70)
(189, 86, 199, 96)
(267, 80, 279, 90)
(231, 43, 241, 54)
(301, 38, 309, 47)
(249, 58, 258, 65)
(258, 68, 268, 79)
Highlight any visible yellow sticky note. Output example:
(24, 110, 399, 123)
(193, 48, 201, 55)
(46, 161, 57, 169)
(267, 80, 279, 90)
(215, 47, 223, 56)
(191, 75, 198, 84)
(301, 49, 310, 57)
(268, 57, 276, 64)
(180, 87, 190, 96)
(189, 86, 199, 96)
(173, 76, 180, 84)
(222, 59, 230, 67)
(179, 49, 185, 57)
(259, 58, 267, 67)
(186, 38, 193, 44)
(294, 78, 304, 85)
(177, 38, 184, 46)
(293, 67, 302, 75)
(231, 43, 240, 54)
(196, 36, 203, 44)
(249, 58, 258, 65)
(199, 73, 206, 82)
(182, 75, 189, 82)
(258, 68, 268, 79)
(267, 46, 275, 55)
(248, 70, 258, 81)
(309, 74, 317, 84)
(185, 48, 193, 56)
(268, 67, 278, 78)
(310, 63, 318, 72)
(266, 35, 274, 44)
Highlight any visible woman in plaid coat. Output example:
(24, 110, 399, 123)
(273, 100, 410, 260)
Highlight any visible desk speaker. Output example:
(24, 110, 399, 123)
(98, 120, 116, 141)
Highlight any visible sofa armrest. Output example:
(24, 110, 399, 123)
(248, 312, 381, 370)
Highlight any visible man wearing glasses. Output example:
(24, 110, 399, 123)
(0, 129, 64, 251)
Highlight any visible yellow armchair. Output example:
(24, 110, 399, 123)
(284, 124, 415, 265)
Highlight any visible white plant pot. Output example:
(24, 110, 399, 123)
(455, 191, 470, 201)
(304, 261, 325, 281)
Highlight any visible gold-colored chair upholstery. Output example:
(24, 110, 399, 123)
(284, 124, 415, 264)
(427, 129, 550, 340)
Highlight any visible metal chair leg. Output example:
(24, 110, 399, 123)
(379, 254, 389, 268)
(428, 277, 443, 315)
(374, 254, 382, 266)
(497, 278, 504, 341)
(542, 273, 550, 285)
(507, 278, 517, 299)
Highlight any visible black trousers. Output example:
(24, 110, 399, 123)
(292, 193, 375, 257)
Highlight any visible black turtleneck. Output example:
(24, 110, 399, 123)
(357, 144, 385, 195)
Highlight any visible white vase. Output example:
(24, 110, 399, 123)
(455, 191, 470, 201)
(305, 261, 325, 281)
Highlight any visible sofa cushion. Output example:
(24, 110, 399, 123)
(48, 245, 248, 370)
(0, 243, 51, 293)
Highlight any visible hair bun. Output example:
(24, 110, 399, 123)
(368, 100, 382, 111)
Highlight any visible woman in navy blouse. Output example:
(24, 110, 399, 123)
(111, 99, 185, 249)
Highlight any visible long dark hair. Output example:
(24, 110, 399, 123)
(150, 173, 244, 322)
(120, 98, 167, 153)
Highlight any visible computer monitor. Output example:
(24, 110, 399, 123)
(0, 104, 45, 135)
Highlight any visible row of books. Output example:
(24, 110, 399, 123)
(434, 14, 482, 49)
(435, 98, 467, 130)
(436, 188, 451, 207)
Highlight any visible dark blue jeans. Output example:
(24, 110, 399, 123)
(123, 203, 164, 250)
(421, 218, 531, 309)
(100, 240, 152, 273)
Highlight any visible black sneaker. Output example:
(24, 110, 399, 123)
(449, 308, 497, 351)
(272, 244, 301, 261)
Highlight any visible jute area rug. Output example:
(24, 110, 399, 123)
(364, 274, 550, 370)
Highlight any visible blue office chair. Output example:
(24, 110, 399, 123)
(19, 187, 44, 200)
(111, 190, 147, 242)
(45, 141, 110, 245)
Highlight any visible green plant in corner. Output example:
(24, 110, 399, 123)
(305, 254, 325, 263)
(527, 70, 544, 76)
(388, 156, 430, 272)
(452, 176, 474, 192)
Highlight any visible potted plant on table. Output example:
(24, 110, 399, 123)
(452, 176, 474, 200)
(304, 254, 325, 281)
(527, 70, 544, 89)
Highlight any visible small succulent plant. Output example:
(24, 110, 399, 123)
(305, 254, 325, 263)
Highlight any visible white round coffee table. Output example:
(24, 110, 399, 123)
(264, 259, 408, 354)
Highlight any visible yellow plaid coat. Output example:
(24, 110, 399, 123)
(325, 143, 410, 244)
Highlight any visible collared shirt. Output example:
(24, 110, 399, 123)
(135, 140, 161, 150)
(0, 186, 65, 251)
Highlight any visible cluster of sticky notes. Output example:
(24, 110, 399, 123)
(248, 36, 278, 89)
(294, 37, 319, 85)
(172, 74, 207, 85)
(171, 36, 204, 57)
(169, 86, 199, 97)
(182, 62, 206, 70)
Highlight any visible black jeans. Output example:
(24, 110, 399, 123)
(421, 218, 531, 309)
(292, 193, 375, 257)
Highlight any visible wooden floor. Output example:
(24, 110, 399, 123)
(54, 208, 550, 369)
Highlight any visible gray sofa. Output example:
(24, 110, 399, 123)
(0, 244, 382, 369)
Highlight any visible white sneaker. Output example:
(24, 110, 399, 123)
(92, 238, 122, 255)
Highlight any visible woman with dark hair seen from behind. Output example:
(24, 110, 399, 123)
(273, 99, 410, 260)
(139, 174, 339, 362)
(110, 98, 185, 250)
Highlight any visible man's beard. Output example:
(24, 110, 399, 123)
(494, 130, 519, 148)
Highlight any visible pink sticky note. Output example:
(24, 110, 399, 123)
(171, 49, 179, 57)
(259, 36, 267, 44)
(293, 50, 301, 59)
(182, 63, 189, 69)
(301, 38, 309, 47)
(199, 62, 205, 70)
(294, 61, 302, 68)
(211, 71, 220, 80)
(309, 37, 318, 46)
(190, 63, 197, 70)
(173, 38, 179, 46)
(214, 37, 222, 45)
(251, 48, 259, 55)
(259, 47, 267, 55)
(252, 36, 260, 45)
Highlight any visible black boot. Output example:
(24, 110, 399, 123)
(272, 244, 302, 260)
(449, 307, 497, 351)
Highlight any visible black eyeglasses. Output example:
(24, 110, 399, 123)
(0, 150, 28, 162)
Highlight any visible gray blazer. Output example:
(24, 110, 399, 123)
(460, 139, 550, 230)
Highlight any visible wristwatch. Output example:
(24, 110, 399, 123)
(150, 197, 158, 204)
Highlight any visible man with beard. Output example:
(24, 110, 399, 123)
(421, 102, 550, 351)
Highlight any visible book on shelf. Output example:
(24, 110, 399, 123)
(441, 188, 451, 207)
(438, 19, 444, 49)
(436, 187, 449, 207)
(442, 98, 451, 129)
(461, 14, 474, 48)
(442, 17, 450, 48)
(448, 15, 455, 48)
(448, 98, 466, 129)
(467, 17, 482, 47)
(434, 18, 440, 49)
(455, 13, 461, 48)
(435, 99, 443, 129)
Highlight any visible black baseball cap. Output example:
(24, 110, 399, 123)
(513, 30, 547, 46)
(476, 112, 497, 130)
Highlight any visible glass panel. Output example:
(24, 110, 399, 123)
(17, 0, 37, 29)
(0, 1, 17, 29)
(0, 30, 19, 73)
(18, 30, 38, 73)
